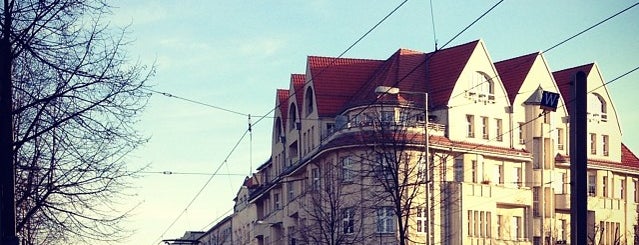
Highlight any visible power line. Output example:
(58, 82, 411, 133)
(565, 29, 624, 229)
(145, 88, 252, 117)
(153, 129, 250, 244)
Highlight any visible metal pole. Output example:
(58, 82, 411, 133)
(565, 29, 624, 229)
(570, 71, 587, 245)
(424, 93, 431, 245)
(0, 2, 19, 242)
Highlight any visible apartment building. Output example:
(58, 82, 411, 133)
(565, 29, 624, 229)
(197, 39, 639, 245)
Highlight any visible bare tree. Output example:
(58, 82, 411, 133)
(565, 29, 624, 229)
(298, 160, 365, 245)
(2, 0, 153, 244)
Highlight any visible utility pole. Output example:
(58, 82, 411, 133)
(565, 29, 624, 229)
(0, 1, 18, 243)
(570, 71, 587, 245)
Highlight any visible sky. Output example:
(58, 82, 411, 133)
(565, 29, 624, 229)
(105, 1, 639, 244)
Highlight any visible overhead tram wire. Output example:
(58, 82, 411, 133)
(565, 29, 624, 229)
(151, 3, 413, 242)
(252, 0, 410, 129)
(152, 128, 251, 244)
(144, 88, 251, 117)
(440, 1, 639, 106)
(345, 0, 505, 125)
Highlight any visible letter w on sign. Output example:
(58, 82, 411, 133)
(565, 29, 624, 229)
(540, 91, 560, 112)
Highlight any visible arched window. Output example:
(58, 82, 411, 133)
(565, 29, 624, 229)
(275, 117, 283, 142)
(305, 87, 314, 116)
(589, 93, 607, 114)
(589, 93, 608, 121)
(289, 103, 298, 131)
(469, 72, 495, 100)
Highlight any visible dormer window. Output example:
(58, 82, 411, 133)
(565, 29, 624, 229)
(589, 93, 608, 122)
(289, 103, 298, 131)
(468, 72, 495, 102)
(275, 117, 283, 142)
(305, 87, 315, 116)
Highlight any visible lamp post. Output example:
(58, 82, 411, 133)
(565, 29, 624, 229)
(374, 86, 430, 245)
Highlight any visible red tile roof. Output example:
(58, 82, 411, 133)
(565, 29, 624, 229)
(344, 40, 480, 111)
(308, 56, 384, 117)
(276, 89, 289, 125)
(494, 52, 540, 105)
(554, 143, 639, 170)
(347, 48, 428, 108)
(291, 74, 305, 115)
(552, 63, 594, 114)
(622, 143, 639, 169)
(426, 40, 479, 109)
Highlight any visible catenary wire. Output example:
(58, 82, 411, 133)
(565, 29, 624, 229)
(151, 1, 411, 238)
(153, 129, 250, 244)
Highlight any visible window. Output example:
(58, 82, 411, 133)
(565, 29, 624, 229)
(341, 156, 355, 182)
(305, 87, 314, 116)
(467, 115, 475, 138)
(518, 122, 525, 144)
(289, 104, 298, 131)
(288, 182, 295, 202)
(470, 72, 495, 100)
(543, 111, 551, 124)
(558, 219, 567, 241)
(619, 179, 625, 199)
(467, 210, 490, 238)
(416, 207, 426, 233)
(417, 154, 427, 183)
(342, 208, 355, 234)
(603, 135, 609, 156)
(513, 166, 522, 188)
(381, 111, 395, 123)
(311, 168, 320, 190)
(497, 215, 503, 238)
(590, 133, 597, 155)
(533, 187, 540, 217)
(274, 193, 281, 210)
(588, 174, 596, 196)
(512, 216, 522, 240)
(481, 116, 489, 139)
(495, 118, 503, 141)
(376, 153, 395, 181)
(590, 93, 607, 120)
(471, 160, 478, 183)
(557, 128, 564, 150)
(603, 176, 608, 197)
(376, 207, 395, 233)
(634, 180, 639, 203)
(454, 159, 464, 182)
(496, 163, 504, 185)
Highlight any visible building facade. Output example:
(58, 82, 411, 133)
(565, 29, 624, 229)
(198, 39, 639, 245)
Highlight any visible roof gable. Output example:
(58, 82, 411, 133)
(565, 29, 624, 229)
(307, 56, 384, 116)
(425, 40, 480, 108)
(346, 48, 428, 108)
(553, 63, 594, 114)
(494, 52, 539, 105)
(276, 89, 289, 125)
(622, 143, 639, 169)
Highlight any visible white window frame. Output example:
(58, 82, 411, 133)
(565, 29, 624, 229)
(495, 118, 503, 141)
(467, 115, 475, 138)
(481, 116, 489, 139)
(416, 207, 427, 233)
(342, 208, 355, 234)
(311, 168, 320, 190)
(376, 207, 395, 233)
(341, 156, 355, 182)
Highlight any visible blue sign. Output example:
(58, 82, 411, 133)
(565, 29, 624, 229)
(540, 91, 560, 112)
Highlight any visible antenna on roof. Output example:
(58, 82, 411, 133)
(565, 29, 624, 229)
(430, 0, 438, 50)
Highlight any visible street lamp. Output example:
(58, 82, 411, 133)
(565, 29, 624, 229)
(374, 86, 430, 245)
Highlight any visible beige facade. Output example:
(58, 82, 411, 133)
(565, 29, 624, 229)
(197, 40, 639, 245)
